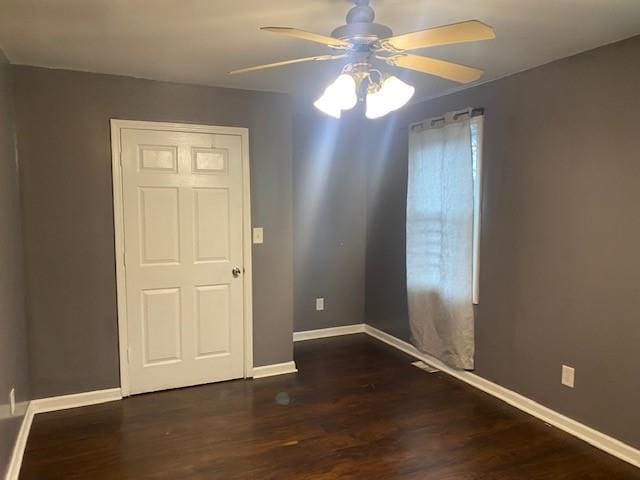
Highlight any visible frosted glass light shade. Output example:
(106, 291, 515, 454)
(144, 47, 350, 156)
(366, 76, 415, 119)
(313, 74, 358, 118)
(330, 74, 358, 110)
(313, 95, 342, 118)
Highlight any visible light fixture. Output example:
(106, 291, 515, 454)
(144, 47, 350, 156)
(313, 73, 358, 118)
(365, 75, 415, 119)
(313, 65, 415, 119)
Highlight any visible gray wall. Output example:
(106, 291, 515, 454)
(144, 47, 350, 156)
(365, 36, 640, 447)
(0, 50, 30, 476)
(293, 108, 369, 331)
(13, 66, 294, 398)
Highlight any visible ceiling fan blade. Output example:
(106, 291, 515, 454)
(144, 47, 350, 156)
(381, 20, 495, 52)
(261, 27, 351, 49)
(229, 54, 346, 75)
(385, 54, 484, 83)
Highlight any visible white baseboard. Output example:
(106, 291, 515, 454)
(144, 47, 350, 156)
(252, 361, 298, 379)
(293, 324, 366, 342)
(4, 388, 122, 480)
(5, 402, 35, 480)
(364, 324, 640, 469)
(31, 388, 123, 414)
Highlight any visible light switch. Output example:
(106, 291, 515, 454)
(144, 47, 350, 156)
(316, 298, 324, 311)
(253, 227, 264, 244)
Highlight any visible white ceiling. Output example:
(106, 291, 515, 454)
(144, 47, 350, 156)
(1, 0, 639, 101)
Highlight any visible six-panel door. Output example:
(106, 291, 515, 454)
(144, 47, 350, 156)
(120, 128, 244, 394)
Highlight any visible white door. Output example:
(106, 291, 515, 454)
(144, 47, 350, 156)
(119, 125, 246, 395)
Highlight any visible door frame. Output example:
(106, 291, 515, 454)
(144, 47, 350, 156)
(110, 119, 254, 397)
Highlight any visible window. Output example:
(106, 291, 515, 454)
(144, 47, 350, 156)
(406, 109, 483, 369)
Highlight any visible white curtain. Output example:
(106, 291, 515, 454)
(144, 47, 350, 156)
(406, 116, 475, 370)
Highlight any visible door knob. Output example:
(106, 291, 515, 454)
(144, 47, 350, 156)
(232, 267, 242, 278)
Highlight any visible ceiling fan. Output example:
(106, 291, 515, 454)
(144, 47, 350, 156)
(229, 0, 495, 119)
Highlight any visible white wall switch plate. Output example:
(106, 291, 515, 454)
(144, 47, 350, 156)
(315, 298, 324, 311)
(252, 227, 264, 244)
(561, 365, 575, 388)
(9, 388, 15, 415)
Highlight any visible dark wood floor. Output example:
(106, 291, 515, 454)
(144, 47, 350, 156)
(21, 334, 639, 479)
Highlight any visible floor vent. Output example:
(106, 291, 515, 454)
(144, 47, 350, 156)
(412, 360, 440, 373)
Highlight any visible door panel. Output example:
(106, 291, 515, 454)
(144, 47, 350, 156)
(193, 188, 230, 262)
(142, 287, 182, 365)
(195, 285, 230, 358)
(139, 187, 181, 265)
(120, 127, 245, 395)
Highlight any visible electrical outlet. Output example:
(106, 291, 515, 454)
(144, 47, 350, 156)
(9, 388, 15, 415)
(561, 365, 575, 388)
(252, 227, 264, 244)
(315, 298, 324, 311)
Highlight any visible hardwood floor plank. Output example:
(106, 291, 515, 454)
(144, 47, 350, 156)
(20, 334, 639, 479)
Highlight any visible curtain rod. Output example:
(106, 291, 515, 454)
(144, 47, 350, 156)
(402, 107, 484, 131)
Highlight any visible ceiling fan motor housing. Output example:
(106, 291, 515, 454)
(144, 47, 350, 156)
(331, 0, 393, 46)
(230, 0, 493, 90)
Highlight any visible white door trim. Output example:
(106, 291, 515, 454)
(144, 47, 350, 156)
(110, 119, 254, 396)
